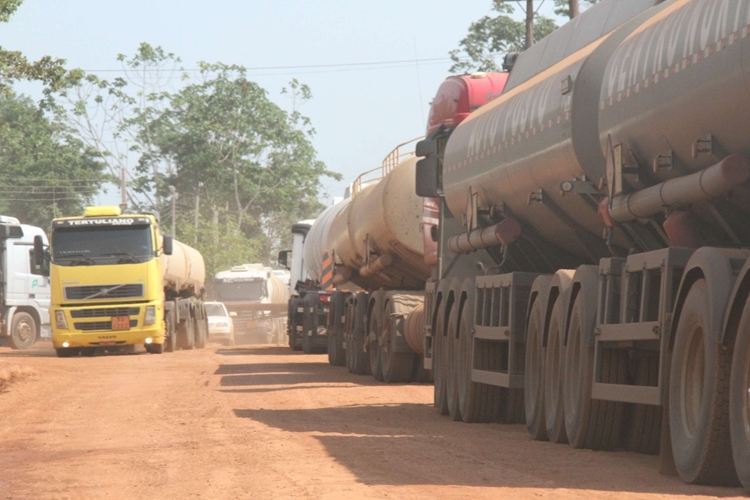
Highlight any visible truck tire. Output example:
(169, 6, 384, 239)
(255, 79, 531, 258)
(165, 309, 176, 353)
(8, 312, 36, 350)
(730, 295, 750, 488)
(564, 292, 626, 450)
(525, 295, 547, 440)
(302, 295, 316, 354)
(195, 314, 207, 349)
(669, 279, 738, 485)
(622, 351, 660, 454)
(351, 293, 371, 375)
(368, 305, 384, 382)
(380, 294, 419, 384)
(177, 317, 195, 350)
(446, 303, 462, 421)
(328, 292, 346, 366)
(457, 298, 495, 423)
(544, 298, 568, 444)
(433, 300, 448, 415)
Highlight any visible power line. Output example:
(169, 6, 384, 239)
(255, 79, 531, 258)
(82, 57, 455, 74)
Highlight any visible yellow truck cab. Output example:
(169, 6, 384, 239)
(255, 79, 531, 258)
(39, 206, 173, 357)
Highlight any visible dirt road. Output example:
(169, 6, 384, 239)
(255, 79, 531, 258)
(0, 342, 746, 500)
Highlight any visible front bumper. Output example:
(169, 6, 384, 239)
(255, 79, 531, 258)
(51, 303, 165, 348)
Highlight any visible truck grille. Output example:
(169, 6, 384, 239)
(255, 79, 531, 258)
(70, 307, 140, 318)
(74, 319, 138, 331)
(65, 284, 144, 301)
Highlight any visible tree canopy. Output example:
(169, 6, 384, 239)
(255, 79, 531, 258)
(0, 94, 106, 227)
(449, 0, 600, 74)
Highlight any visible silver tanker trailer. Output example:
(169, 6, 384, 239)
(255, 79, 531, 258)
(414, 0, 750, 488)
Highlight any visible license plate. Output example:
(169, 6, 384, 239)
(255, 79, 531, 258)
(111, 316, 130, 331)
(246, 321, 257, 328)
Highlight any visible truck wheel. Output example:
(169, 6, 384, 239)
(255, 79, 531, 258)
(165, 309, 176, 353)
(564, 292, 626, 450)
(195, 316, 207, 349)
(328, 293, 346, 366)
(730, 296, 750, 488)
(544, 298, 568, 444)
(525, 295, 547, 440)
(177, 317, 195, 350)
(351, 292, 371, 375)
(669, 278, 738, 485)
(8, 312, 36, 350)
(446, 304, 462, 421)
(457, 298, 493, 423)
(622, 351, 660, 454)
(368, 304, 384, 382)
(380, 295, 418, 384)
(433, 300, 448, 415)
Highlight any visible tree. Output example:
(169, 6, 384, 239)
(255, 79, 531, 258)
(138, 63, 340, 259)
(0, 0, 82, 94)
(553, 0, 600, 19)
(449, 2, 557, 74)
(0, 94, 106, 227)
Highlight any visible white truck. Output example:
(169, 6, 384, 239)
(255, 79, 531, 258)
(214, 264, 290, 344)
(0, 216, 51, 349)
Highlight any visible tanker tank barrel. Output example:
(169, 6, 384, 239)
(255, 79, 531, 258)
(608, 154, 750, 223)
(448, 218, 522, 254)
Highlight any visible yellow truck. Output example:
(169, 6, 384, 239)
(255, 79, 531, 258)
(34, 206, 207, 357)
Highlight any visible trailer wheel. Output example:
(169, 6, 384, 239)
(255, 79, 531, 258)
(368, 305, 384, 382)
(544, 298, 568, 443)
(525, 295, 547, 440)
(667, 278, 738, 484)
(380, 295, 419, 384)
(8, 312, 36, 350)
(564, 292, 626, 450)
(457, 298, 494, 423)
(445, 304, 463, 421)
(351, 293, 371, 375)
(328, 293, 346, 367)
(177, 316, 195, 350)
(730, 296, 750, 488)
(165, 309, 176, 353)
(433, 300, 448, 415)
(622, 351, 660, 454)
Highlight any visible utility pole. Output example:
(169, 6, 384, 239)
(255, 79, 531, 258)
(120, 166, 127, 212)
(525, 0, 534, 49)
(570, 0, 580, 18)
(169, 185, 178, 236)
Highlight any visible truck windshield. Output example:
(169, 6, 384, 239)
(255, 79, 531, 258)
(215, 280, 266, 301)
(52, 226, 153, 266)
(204, 303, 228, 316)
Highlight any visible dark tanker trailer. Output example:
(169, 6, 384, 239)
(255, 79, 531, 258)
(290, 0, 750, 489)
(416, 0, 750, 488)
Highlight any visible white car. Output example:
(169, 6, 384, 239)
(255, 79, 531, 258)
(205, 302, 235, 346)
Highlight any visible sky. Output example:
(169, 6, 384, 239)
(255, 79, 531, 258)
(4, 0, 565, 208)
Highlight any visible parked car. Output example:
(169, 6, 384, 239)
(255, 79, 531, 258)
(204, 301, 235, 346)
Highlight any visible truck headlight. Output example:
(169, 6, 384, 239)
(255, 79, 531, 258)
(144, 306, 156, 326)
(55, 310, 68, 330)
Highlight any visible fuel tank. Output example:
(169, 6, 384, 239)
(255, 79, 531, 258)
(161, 239, 205, 295)
(303, 198, 350, 282)
(442, 0, 750, 265)
(327, 154, 429, 290)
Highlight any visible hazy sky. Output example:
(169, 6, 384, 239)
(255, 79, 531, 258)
(5, 0, 563, 206)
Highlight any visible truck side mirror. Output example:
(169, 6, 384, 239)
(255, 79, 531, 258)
(163, 235, 173, 256)
(416, 156, 441, 197)
(278, 250, 290, 269)
(33, 235, 44, 267)
(415, 139, 435, 158)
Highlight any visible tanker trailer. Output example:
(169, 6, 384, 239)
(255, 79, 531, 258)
(214, 264, 291, 345)
(319, 138, 439, 382)
(415, 0, 750, 487)
(40, 205, 208, 356)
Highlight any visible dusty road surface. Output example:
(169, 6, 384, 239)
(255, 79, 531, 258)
(0, 342, 747, 500)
